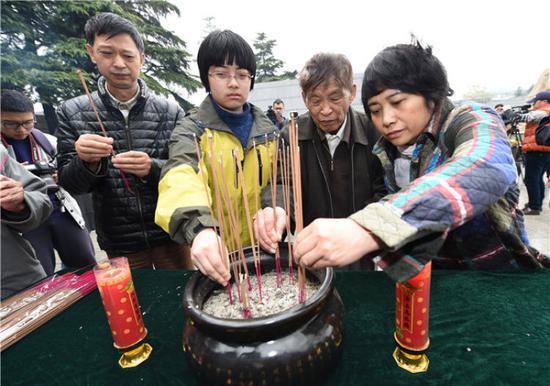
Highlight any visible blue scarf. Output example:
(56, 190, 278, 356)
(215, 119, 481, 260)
(210, 95, 254, 149)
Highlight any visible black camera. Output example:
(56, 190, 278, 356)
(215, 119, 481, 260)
(25, 160, 59, 193)
(501, 104, 530, 128)
(266, 105, 277, 125)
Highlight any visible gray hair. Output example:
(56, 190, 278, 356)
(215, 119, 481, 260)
(299, 53, 353, 95)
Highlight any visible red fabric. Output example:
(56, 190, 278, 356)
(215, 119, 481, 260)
(522, 103, 550, 152)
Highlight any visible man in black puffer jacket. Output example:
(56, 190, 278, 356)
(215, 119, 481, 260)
(56, 13, 191, 269)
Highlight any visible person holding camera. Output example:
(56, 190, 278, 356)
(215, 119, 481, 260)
(517, 91, 550, 215)
(1, 90, 96, 276)
(266, 99, 287, 130)
(1, 145, 53, 299)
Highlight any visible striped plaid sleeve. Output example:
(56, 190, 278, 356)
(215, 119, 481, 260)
(350, 103, 517, 281)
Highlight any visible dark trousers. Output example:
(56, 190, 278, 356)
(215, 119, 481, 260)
(524, 151, 550, 210)
(108, 241, 192, 270)
(24, 208, 96, 275)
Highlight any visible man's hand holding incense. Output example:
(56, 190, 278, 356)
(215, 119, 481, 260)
(0, 176, 26, 212)
(75, 134, 113, 168)
(294, 218, 382, 269)
(191, 228, 230, 286)
(112, 151, 151, 178)
(253, 206, 286, 253)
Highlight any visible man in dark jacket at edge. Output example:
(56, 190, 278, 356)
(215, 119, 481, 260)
(56, 13, 192, 269)
(253, 53, 386, 269)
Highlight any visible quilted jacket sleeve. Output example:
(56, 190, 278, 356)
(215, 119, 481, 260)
(350, 104, 516, 282)
(1, 146, 53, 232)
(56, 98, 108, 195)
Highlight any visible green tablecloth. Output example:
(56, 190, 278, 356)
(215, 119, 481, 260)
(2, 269, 549, 385)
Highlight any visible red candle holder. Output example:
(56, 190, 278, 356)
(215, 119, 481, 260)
(393, 261, 432, 373)
(94, 257, 152, 368)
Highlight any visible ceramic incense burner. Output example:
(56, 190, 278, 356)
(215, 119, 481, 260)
(182, 246, 344, 386)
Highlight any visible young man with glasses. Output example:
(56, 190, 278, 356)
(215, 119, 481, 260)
(1, 89, 96, 275)
(156, 30, 277, 285)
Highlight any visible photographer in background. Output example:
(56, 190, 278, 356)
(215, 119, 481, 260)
(1, 90, 95, 275)
(516, 91, 550, 215)
(266, 99, 287, 130)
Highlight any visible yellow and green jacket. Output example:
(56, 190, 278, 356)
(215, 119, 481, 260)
(155, 96, 278, 247)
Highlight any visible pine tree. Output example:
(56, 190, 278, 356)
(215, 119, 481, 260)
(201, 16, 217, 41)
(1, 0, 200, 133)
(253, 32, 295, 83)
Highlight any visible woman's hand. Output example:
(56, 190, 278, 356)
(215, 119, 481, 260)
(294, 218, 382, 268)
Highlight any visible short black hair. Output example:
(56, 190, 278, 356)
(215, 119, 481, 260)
(197, 30, 256, 92)
(0, 90, 34, 113)
(494, 103, 504, 109)
(273, 99, 284, 105)
(85, 12, 144, 53)
(361, 39, 453, 117)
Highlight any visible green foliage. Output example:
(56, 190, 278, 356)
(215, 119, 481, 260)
(1, 0, 200, 109)
(253, 32, 296, 83)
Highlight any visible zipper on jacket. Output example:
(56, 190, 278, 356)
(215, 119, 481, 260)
(124, 121, 150, 249)
(351, 142, 357, 212)
(232, 149, 239, 189)
(312, 139, 334, 217)
(256, 147, 263, 186)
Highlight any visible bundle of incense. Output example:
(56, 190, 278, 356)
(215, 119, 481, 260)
(77, 70, 133, 194)
(207, 138, 251, 294)
(234, 150, 263, 303)
(266, 134, 282, 287)
(213, 147, 252, 291)
(0, 270, 97, 351)
(288, 112, 306, 302)
(0, 272, 79, 320)
(193, 134, 233, 303)
(251, 140, 265, 286)
(280, 142, 295, 285)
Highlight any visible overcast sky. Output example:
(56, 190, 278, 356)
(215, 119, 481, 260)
(165, 0, 549, 105)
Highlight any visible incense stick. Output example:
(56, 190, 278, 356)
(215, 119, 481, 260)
(214, 150, 252, 291)
(279, 143, 295, 284)
(0, 271, 96, 351)
(288, 113, 306, 302)
(76, 70, 133, 194)
(234, 150, 263, 303)
(267, 135, 282, 287)
(193, 134, 233, 302)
